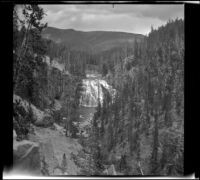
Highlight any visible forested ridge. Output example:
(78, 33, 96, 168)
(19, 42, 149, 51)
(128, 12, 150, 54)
(12, 5, 184, 176)
(41, 26, 144, 54)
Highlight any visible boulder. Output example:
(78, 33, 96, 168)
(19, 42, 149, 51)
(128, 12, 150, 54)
(13, 140, 41, 175)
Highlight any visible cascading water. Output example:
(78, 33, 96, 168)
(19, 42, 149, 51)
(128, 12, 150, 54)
(79, 74, 115, 107)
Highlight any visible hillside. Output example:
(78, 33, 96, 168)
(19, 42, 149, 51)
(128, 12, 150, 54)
(42, 27, 145, 54)
(12, 4, 184, 177)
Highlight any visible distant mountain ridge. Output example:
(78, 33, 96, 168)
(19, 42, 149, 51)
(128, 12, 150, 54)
(42, 27, 145, 54)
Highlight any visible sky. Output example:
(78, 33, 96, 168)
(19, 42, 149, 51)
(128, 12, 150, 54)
(40, 4, 184, 35)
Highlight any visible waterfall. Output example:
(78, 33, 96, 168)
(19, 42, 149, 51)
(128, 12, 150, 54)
(79, 74, 115, 107)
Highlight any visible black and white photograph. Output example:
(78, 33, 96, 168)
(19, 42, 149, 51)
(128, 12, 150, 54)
(10, 2, 187, 178)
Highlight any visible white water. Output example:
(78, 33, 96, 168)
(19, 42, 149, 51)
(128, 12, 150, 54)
(79, 74, 115, 107)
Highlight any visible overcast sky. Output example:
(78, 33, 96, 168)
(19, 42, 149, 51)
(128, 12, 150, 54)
(40, 4, 184, 35)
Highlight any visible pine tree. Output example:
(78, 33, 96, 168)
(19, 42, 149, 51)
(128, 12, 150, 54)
(14, 5, 47, 93)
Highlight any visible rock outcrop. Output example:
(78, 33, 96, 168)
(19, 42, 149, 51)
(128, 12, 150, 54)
(13, 140, 41, 175)
(13, 95, 54, 127)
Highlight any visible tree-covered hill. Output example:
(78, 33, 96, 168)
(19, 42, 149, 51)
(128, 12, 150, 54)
(42, 27, 145, 54)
